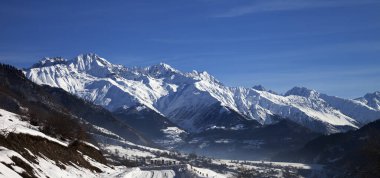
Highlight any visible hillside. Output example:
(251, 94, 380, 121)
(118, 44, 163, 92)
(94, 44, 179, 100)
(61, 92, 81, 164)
(274, 119, 380, 177)
(0, 109, 111, 177)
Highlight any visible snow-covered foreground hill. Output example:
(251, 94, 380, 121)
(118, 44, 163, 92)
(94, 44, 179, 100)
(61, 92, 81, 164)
(0, 109, 111, 178)
(0, 109, 233, 178)
(25, 54, 380, 134)
(0, 108, 324, 178)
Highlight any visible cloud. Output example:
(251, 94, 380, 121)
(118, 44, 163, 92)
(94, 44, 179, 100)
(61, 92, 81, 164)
(213, 0, 379, 18)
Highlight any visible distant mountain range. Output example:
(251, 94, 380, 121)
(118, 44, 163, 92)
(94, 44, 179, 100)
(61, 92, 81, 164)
(24, 53, 380, 135)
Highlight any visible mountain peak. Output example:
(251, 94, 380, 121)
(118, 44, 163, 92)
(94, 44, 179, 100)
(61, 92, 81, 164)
(31, 57, 67, 68)
(362, 91, 380, 99)
(187, 70, 220, 84)
(285, 86, 319, 98)
(156, 62, 178, 72)
(145, 62, 180, 77)
(357, 91, 380, 110)
(252, 85, 266, 91)
(252, 85, 278, 94)
(65, 53, 116, 77)
(78, 53, 99, 58)
(75, 53, 111, 65)
(159, 62, 173, 68)
(71, 53, 113, 71)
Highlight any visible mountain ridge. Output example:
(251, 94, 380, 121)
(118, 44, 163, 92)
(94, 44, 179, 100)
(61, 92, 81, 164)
(24, 53, 380, 134)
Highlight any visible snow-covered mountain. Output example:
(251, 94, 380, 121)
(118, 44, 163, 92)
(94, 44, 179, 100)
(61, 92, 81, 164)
(285, 87, 380, 127)
(355, 91, 380, 111)
(24, 54, 380, 134)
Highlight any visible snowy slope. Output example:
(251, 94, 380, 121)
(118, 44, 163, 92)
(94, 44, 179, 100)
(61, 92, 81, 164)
(110, 168, 175, 178)
(0, 109, 114, 178)
(0, 109, 68, 146)
(285, 87, 380, 126)
(0, 109, 213, 178)
(24, 54, 380, 133)
(319, 94, 380, 125)
(355, 91, 380, 111)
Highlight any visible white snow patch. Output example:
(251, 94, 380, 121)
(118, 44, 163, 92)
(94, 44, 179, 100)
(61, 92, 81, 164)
(187, 164, 227, 178)
(0, 109, 68, 147)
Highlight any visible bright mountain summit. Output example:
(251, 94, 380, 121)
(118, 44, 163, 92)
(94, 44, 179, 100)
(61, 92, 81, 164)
(25, 53, 380, 134)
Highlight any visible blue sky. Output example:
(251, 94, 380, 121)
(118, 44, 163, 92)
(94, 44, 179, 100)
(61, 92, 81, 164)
(0, 0, 379, 98)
